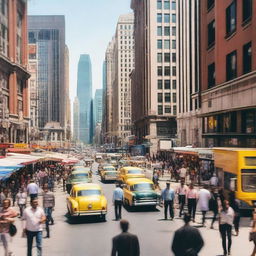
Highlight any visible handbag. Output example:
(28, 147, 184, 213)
(9, 223, 17, 237)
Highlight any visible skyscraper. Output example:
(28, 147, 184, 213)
(28, 16, 66, 130)
(73, 97, 80, 142)
(131, 0, 177, 155)
(77, 54, 93, 144)
(93, 89, 103, 127)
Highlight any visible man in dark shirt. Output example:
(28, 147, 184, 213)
(171, 213, 204, 256)
(111, 219, 140, 256)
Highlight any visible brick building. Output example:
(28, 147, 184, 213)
(0, 0, 30, 143)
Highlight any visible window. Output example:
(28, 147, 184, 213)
(172, 27, 176, 36)
(172, 40, 176, 49)
(173, 93, 177, 103)
(207, 0, 215, 10)
(157, 53, 163, 63)
(164, 0, 170, 9)
(158, 66, 163, 76)
(226, 1, 236, 36)
(164, 14, 170, 23)
(157, 0, 162, 9)
(171, 1, 176, 10)
(164, 53, 170, 62)
(158, 93, 163, 103)
(243, 42, 252, 74)
(165, 106, 171, 113)
(157, 39, 162, 49)
(172, 14, 176, 23)
(157, 26, 162, 36)
(165, 93, 171, 102)
(164, 26, 170, 36)
(1, 0, 5, 15)
(208, 20, 215, 47)
(158, 79, 163, 89)
(164, 40, 170, 49)
(172, 53, 176, 62)
(226, 50, 237, 81)
(173, 105, 177, 115)
(172, 66, 176, 76)
(164, 66, 170, 76)
(164, 80, 170, 89)
(158, 105, 163, 115)
(208, 63, 215, 88)
(172, 80, 177, 89)
(157, 13, 162, 23)
(243, 0, 252, 23)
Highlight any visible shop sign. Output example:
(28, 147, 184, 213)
(14, 143, 28, 149)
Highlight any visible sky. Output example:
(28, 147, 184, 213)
(28, 0, 132, 103)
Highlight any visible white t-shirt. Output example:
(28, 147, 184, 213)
(22, 206, 45, 232)
(179, 168, 187, 178)
(197, 188, 211, 211)
(220, 207, 235, 226)
(27, 183, 39, 195)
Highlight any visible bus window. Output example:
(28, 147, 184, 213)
(241, 169, 256, 192)
(224, 172, 237, 191)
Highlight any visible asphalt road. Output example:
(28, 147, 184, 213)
(12, 173, 253, 256)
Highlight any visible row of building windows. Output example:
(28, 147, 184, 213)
(158, 105, 177, 115)
(157, 0, 176, 10)
(157, 13, 176, 23)
(158, 92, 176, 103)
(158, 79, 176, 89)
(208, 41, 252, 87)
(157, 39, 176, 49)
(120, 41, 133, 45)
(119, 24, 134, 30)
(207, 0, 252, 48)
(157, 66, 176, 76)
(157, 26, 176, 36)
(157, 52, 176, 63)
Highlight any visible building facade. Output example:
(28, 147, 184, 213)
(28, 16, 67, 131)
(112, 13, 134, 146)
(76, 54, 93, 144)
(200, 0, 256, 147)
(131, 0, 177, 155)
(176, 0, 201, 147)
(103, 39, 115, 144)
(0, 0, 30, 143)
(28, 43, 39, 143)
(73, 97, 80, 142)
(93, 89, 103, 126)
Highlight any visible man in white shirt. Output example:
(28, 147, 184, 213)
(112, 184, 124, 220)
(176, 181, 188, 217)
(179, 165, 187, 182)
(22, 198, 46, 256)
(197, 185, 211, 227)
(27, 180, 39, 201)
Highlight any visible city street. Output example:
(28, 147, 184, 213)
(11, 172, 253, 256)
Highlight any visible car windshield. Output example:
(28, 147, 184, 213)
(77, 190, 101, 196)
(105, 172, 117, 176)
(128, 169, 142, 174)
(104, 167, 115, 171)
(72, 173, 88, 179)
(242, 174, 256, 192)
(131, 183, 154, 191)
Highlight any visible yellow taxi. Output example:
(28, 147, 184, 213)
(117, 166, 146, 183)
(123, 178, 159, 208)
(66, 183, 107, 220)
(72, 166, 92, 178)
(100, 165, 118, 182)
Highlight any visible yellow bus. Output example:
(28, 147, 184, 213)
(214, 148, 256, 209)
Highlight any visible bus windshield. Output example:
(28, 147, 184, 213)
(242, 174, 256, 192)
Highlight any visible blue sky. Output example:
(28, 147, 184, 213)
(28, 0, 132, 102)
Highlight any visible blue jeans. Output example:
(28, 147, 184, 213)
(26, 230, 42, 256)
(44, 207, 53, 237)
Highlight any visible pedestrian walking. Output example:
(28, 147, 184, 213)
(161, 182, 175, 220)
(176, 181, 188, 217)
(0, 188, 9, 211)
(186, 183, 198, 222)
(229, 191, 240, 236)
(22, 198, 46, 256)
(42, 185, 55, 238)
(113, 183, 124, 221)
(209, 187, 219, 229)
(16, 187, 27, 217)
(111, 219, 140, 256)
(9, 181, 18, 207)
(179, 165, 187, 182)
(219, 200, 234, 256)
(0, 199, 18, 256)
(171, 213, 204, 256)
(197, 185, 211, 226)
(27, 180, 39, 201)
